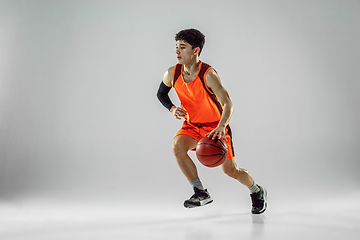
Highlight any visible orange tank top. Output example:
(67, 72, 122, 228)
(172, 61, 223, 123)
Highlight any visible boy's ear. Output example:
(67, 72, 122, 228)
(194, 47, 201, 55)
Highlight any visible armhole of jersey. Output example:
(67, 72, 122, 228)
(203, 67, 217, 94)
(198, 62, 211, 91)
(199, 63, 223, 115)
(172, 64, 182, 87)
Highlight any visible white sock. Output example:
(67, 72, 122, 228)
(249, 183, 260, 194)
(190, 178, 205, 191)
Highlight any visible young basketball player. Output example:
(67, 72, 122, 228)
(157, 29, 267, 214)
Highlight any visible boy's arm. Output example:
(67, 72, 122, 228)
(157, 67, 187, 119)
(205, 69, 234, 140)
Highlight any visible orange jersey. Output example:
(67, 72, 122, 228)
(172, 61, 223, 123)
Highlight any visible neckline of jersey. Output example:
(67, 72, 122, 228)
(181, 61, 203, 84)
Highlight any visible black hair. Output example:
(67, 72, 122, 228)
(175, 28, 205, 56)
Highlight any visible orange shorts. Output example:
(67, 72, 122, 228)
(175, 121, 235, 160)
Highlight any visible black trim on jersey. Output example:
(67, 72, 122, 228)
(173, 64, 182, 87)
(197, 63, 235, 158)
(197, 62, 224, 116)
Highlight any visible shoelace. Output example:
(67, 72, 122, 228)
(191, 190, 208, 200)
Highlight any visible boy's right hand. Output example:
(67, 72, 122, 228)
(170, 106, 187, 120)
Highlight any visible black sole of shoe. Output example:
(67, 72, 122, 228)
(184, 199, 213, 208)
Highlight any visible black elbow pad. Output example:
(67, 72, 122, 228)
(157, 81, 174, 111)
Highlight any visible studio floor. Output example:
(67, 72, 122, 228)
(1, 192, 360, 240)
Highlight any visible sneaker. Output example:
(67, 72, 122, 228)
(250, 185, 267, 214)
(184, 187, 213, 208)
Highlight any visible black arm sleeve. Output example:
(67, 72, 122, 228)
(157, 81, 175, 111)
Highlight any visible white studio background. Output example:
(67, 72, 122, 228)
(0, 0, 359, 209)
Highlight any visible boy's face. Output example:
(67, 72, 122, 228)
(175, 40, 199, 64)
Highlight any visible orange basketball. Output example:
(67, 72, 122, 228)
(196, 136, 228, 167)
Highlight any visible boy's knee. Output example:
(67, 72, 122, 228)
(172, 140, 188, 159)
(172, 136, 197, 159)
(172, 141, 182, 157)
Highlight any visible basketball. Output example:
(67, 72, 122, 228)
(196, 136, 228, 167)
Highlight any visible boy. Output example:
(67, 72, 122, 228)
(157, 29, 267, 214)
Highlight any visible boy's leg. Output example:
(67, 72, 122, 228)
(172, 134, 198, 182)
(172, 134, 213, 208)
(221, 158, 267, 214)
(221, 158, 254, 187)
